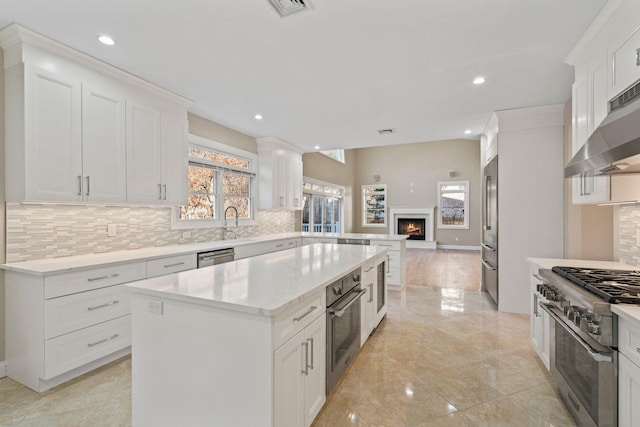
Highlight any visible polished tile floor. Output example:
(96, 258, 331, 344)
(0, 249, 575, 426)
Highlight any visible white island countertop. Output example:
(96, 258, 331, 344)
(0, 232, 406, 275)
(125, 243, 387, 317)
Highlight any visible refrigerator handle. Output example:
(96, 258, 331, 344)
(484, 175, 491, 230)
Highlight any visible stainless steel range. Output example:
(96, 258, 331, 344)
(539, 266, 640, 427)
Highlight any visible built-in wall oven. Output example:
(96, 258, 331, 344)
(326, 268, 365, 394)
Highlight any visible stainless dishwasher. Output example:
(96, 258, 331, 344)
(197, 248, 235, 268)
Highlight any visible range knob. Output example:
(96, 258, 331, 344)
(579, 315, 590, 331)
(333, 286, 342, 296)
(588, 321, 601, 335)
(567, 306, 580, 322)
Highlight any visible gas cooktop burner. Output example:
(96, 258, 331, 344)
(552, 266, 640, 304)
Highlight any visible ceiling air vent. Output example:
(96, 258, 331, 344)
(268, 0, 311, 17)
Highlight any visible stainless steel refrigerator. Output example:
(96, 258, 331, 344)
(481, 156, 498, 305)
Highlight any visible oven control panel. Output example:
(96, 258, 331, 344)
(537, 281, 614, 347)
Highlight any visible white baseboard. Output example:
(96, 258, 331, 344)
(405, 240, 437, 249)
(0, 361, 6, 378)
(437, 244, 481, 251)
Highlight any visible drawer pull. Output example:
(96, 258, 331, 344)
(87, 300, 120, 311)
(276, 244, 285, 248)
(635, 347, 640, 354)
(293, 306, 317, 322)
(364, 266, 374, 273)
(87, 334, 120, 347)
(164, 262, 185, 268)
(87, 273, 120, 282)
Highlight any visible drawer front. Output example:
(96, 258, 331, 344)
(371, 240, 401, 251)
(147, 254, 197, 278)
(273, 291, 325, 350)
(619, 317, 640, 366)
(44, 314, 131, 379)
(45, 284, 131, 339)
(45, 262, 146, 299)
(273, 239, 299, 251)
(234, 242, 274, 259)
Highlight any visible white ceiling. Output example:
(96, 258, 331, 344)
(0, 0, 607, 152)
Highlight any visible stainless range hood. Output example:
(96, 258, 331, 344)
(565, 80, 640, 177)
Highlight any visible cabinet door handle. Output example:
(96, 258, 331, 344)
(157, 184, 162, 200)
(533, 293, 540, 317)
(77, 175, 82, 196)
(87, 300, 120, 311)
(636, 48, 640, 67)
(387, 256, 390, 273)
(87, 333, 119, 347)
(85, 176, 90, 196)
(163, 184, 167, 200)
(293, 306, 317, 322)
(307, 337, 314, 370)
(301, 341, 309, 375)
(87, 273, 120, 282)
(164, 262, 185, 268)
(369, 283, 374, 303)
(279, 196, 285, 206)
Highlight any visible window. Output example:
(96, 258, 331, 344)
(173, 134, 257, 229)
(437, 180, 469, 229)
(319, 149, 345, 164)
(301, 179, 344, 233)
(362, 184, 386, 227)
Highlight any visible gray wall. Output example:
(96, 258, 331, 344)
(352, 139, 481, 246)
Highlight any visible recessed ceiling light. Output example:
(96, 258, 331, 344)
(254, 114, 263, 120)
(464, 129, 472, 135)
(97, 35, 115, 46)
(473, 77, 485, 85)
(314, 145, 320, 150)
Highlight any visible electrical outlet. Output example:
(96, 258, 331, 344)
(107, 224, 116, 237)
(148, 300, 163, 315)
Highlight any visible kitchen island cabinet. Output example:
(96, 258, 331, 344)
(612, 305, 640, 427)
(126, 244, 387, 427)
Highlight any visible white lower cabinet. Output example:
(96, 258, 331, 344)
(618, 315, 640, 427)
(371, 240, 406, 291)
(619, 353, 640, 427)
(234, 238, 301, 259)
(6, 262, 146, 392)
(529, 265, 550, 370)
(360, 259, 377, 346)
(146, 253, 197, 278)
(274, 314, 326, 427)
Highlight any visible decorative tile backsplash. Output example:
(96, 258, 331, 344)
(618, 204, 640, 266)
(6, 203, 295, 262)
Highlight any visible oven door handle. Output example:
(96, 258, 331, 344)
(328, 289, 366, 318)
(539, 302, 613, 363)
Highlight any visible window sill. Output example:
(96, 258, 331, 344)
(171, 209, 257, 230)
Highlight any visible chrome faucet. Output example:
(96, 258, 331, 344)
(223, 206, 239, 239)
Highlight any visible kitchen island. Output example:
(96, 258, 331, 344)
(125, 243, 387, 427)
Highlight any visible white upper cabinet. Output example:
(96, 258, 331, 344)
(81, 84, 127, 202)
(608, 0, 640, 99)
(0, 24, 190, 204)
(257, 137, 304, 210)
(21, 64, 83, 202)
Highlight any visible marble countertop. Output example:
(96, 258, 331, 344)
(126, 243, 388, 316)
(527, 257, 637, 271)
(1, 232, 407, 275)
(612, 304, 640, 324)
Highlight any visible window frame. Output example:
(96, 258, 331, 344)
(302, 177, 345, 233)
(171, 134, 258, 230)
(361, 184, 387, 228)
(437, 180, 469, 230)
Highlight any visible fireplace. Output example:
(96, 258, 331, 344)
(389, 207, 436, 249)
(397, 218, 426, 240)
